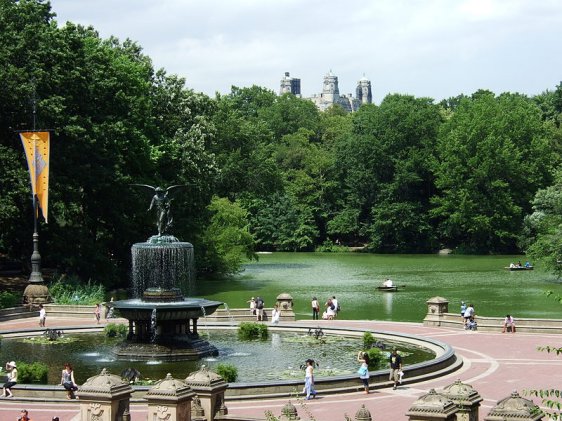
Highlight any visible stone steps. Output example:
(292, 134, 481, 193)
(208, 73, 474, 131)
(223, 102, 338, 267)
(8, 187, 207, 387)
(428, 312, 562, 333)
(0, 306, 37, 322)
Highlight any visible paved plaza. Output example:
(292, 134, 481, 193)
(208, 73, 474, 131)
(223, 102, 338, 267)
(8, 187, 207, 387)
(0, 316, 560, 420)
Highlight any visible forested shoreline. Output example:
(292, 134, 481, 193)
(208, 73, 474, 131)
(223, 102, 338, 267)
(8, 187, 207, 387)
(1, 0, 561, 288)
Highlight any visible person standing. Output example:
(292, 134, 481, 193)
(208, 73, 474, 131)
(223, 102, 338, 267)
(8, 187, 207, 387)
(357, 351, 370, 394)
(255, 297, 264, 321)
(94, 304, 101, 324)
(460, 301, 467, 325)
(38, 304, 46, 327)
(311, 297, 320, 320)
(332, 296, 339, 318)
(463, 303, 475, 327)
(60, 363, 78, 399)
(1, 361, 17, 398)
(247, 297, 256, 316)
(303, 359, 316, 400)
(389, 348, 402, 390)
(271, 304, 281, 325)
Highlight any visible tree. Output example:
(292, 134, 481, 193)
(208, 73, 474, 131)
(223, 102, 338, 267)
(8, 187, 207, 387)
(199, 196, 256, 276)
(431, 91, 558, 253)
(520, 169, 562, 278)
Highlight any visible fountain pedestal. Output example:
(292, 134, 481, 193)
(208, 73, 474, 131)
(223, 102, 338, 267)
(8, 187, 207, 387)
(111, 238, 223, 361)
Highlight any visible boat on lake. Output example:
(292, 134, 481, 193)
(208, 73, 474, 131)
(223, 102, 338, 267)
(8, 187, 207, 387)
(505, 266, 534, 271)
(377, 285, 400, 292)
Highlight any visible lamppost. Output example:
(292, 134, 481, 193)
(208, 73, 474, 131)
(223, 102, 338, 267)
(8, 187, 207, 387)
(20, 91, 51, 306)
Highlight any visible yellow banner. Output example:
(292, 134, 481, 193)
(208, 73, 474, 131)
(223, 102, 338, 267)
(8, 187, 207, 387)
(20, 132, 50, 222)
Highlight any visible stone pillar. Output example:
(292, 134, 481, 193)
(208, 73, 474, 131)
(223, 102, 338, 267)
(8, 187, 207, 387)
(354, 404, 372, 421)
(441, 379, 483, 421)
(77, 368, 133, 421)
(185, 366, 228, 421)
(423, 297, 449, 327)
(145, 373, 195, 421)
(406, 389, 458, 421)
(276, 293, 294, 310)
(484, 391, 543, 421)
(279, 401, 300, 420)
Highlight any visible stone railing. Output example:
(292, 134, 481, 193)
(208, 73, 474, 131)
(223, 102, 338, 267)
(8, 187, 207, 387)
(423, 296, 562, 333)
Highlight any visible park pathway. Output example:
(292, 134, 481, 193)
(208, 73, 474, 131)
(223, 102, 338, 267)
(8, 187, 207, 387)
(0, 316, 560, 420)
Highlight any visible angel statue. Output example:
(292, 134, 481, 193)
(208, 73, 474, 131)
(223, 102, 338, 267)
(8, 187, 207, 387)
(131, 184, 185, 236)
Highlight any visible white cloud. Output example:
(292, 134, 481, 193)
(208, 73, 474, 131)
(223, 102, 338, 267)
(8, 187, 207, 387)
(50, 0, 562, 103)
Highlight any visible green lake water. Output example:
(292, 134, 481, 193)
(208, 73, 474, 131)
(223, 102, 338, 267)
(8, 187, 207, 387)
(197, 253, 562, 322)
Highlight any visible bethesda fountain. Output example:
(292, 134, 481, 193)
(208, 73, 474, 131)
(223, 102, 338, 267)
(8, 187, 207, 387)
(110, 185, 222, 361)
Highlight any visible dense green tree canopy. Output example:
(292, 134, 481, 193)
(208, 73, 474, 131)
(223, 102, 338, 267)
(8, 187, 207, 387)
(2, 0, 562, 286)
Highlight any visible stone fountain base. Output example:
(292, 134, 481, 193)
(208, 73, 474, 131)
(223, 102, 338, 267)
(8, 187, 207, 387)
(114, 339, 219, 361)
(111, 297, 223, 361)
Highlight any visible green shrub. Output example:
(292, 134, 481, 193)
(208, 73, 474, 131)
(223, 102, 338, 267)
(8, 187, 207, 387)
(17, 361, 49, 384)
(363, 332, 376, 350)
(104, 323, 127, 337)
(365, 348, 384, 369)
(0, 291, 20, 309)
(49, 276, 105, 305)
(238, 322, 268, 340)
(315, 241, 349, 252)
(216, 363, 238, 382)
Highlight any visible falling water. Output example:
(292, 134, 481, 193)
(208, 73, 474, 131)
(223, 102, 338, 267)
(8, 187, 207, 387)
(150, 308, 157, 343)
(131, 242, 195, 297)
(222, 303, 236, 326)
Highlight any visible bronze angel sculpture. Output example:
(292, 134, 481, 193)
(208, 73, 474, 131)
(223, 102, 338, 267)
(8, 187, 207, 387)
(131, 184, 185, 236)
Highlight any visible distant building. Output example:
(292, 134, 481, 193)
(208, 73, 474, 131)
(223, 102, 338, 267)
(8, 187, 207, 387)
(280, 72, 301, 97)
(280, 71, 372, 112)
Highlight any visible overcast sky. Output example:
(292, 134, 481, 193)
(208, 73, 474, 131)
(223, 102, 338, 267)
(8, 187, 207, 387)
(50, 0, 562, 104)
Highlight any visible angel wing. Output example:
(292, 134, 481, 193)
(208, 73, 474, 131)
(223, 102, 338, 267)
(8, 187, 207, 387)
(166, 185, 187, 193)
(130, 183, 157, 192)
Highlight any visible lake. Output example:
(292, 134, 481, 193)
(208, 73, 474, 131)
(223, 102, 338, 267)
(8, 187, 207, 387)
(197, 253, 562, 322)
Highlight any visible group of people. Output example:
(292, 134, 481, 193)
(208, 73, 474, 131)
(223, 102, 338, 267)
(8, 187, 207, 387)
(2, 361, 78, 400)
(461, 301, 516, 333)
(460, 302, 477, 330)
(246, 297, 281, 324)
(312, 296, 340, 320)
(303, 347, 403, 399)
(509, 261, 531, 268)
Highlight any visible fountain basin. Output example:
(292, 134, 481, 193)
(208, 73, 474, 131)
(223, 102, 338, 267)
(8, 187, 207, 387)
(111, 297, 223, 360)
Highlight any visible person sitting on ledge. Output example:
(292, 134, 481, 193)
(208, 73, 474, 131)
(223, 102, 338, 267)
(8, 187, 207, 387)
(502, 314, 516, 333)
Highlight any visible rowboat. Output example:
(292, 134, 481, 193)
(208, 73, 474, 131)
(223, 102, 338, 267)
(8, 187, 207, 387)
(377, 285, 400, 292)
(504, 266, 533, 271)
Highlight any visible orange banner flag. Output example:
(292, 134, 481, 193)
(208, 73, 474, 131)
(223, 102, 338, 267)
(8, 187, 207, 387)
(20, 132, 50, 222)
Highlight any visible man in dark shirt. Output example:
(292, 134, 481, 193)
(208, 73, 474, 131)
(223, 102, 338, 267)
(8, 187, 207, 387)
(389, 348, 402, 390)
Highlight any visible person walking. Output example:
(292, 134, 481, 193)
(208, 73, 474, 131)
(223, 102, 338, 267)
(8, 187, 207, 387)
(389, 348, 402, 390)
(311, 297, 320, 320)
(1, 361, 17, 398)
(60, 363, 78, 399)
(460, 301, 467, 324)
(332, 296, 339, 318)
(38, 304, 46, 327)
(357, 351, 370, 394)
(303, 359, 317, 400)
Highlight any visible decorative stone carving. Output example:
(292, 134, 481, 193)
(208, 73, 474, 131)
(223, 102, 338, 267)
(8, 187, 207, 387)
(276, 293, 294, 310)
(355, 404, 372, 421)
(406, 388, 458, 420)
(441, 379, 483, 421)
(78, 368, 133, 421)
(145, 373, 194, 421)
(191, 395, 205, 419)
(424, 297, 450, 327)
(484, 391, 543, 421)
(185, 366, 228, 421)
(280, 401, 300, 420)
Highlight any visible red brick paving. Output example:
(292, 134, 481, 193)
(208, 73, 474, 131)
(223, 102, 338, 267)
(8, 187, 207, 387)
(1, 317, 559, 420)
